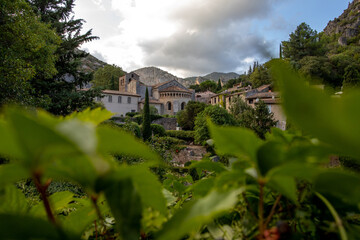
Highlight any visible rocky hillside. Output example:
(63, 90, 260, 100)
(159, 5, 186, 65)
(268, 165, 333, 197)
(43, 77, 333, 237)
(77, 49, 107, 73)
(203, 72, 240, 82)
(132, 67, 184, 86)
(324, 0, 360, 45)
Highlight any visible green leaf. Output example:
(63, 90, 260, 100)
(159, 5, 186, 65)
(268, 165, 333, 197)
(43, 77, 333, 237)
(64, 108, 114, 125)
(97, 166, 167, 215)
(267, 162, 323, 182)
(104, 178, 142, 240)
(314, 170, 360, 207)
(0, 164, 29, 187)
(61, 201, 97, 237)
(0, 120, 24, 159)
(156, 188, 243, 240)
(267, 175, 298, 204)
(162, 189, 177, 206)
(45, 156, 99, 189)
(188, 178, 215, 198)
(257, 141, 286, 176)
(0, 185, 29, 215)
(7, 110, 83, 169)
(0, 214, 64, 240)
(189, 160, 227, 174)
(97, 126, 161, 163)
(208, 121, 263, 162)
(30, 191, 75, 217)
(271, 60, 360, 160)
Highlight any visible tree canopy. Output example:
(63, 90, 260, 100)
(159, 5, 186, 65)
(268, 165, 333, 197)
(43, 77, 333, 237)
(0, 0, 60, 107)
(26, 0, 101, 115)
(92, 65, 125, 90)
(177, 101, 207, 131)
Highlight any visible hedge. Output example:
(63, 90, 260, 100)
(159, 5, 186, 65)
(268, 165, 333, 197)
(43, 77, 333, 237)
(166, 130, 195, 142)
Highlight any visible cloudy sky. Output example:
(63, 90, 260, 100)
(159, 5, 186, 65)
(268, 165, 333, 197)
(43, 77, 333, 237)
(74, 0, 348, 77)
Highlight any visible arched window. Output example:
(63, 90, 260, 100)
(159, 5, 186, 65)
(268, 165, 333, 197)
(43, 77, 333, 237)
(127, 97, 131, 104)
(181, 102, 186, 110)
(167, 102, 172, 111)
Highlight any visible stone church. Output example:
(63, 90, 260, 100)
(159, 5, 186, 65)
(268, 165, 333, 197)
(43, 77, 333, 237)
(97, 72, 194, 116)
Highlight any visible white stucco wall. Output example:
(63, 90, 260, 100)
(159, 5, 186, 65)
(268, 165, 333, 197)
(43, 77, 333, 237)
(97, 94, 140, 117)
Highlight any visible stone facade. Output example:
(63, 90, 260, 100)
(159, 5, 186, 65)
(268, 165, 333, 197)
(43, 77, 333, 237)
(99, 72, 194, 116)
(210, 84, 287, 130)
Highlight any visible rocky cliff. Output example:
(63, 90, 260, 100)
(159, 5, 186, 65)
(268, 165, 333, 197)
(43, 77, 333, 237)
(133, 67, 183, 86)
(324, 0, 360, 45)
(204, 72, 240, 82)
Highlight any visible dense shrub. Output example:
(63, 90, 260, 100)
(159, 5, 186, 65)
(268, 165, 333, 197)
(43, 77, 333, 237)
(166, 130, 195, 142)
(177, 101, 207, 130)
(126, 112, 139, 117)
(194, 105, 237, 144)
(151, 124, 166, 137)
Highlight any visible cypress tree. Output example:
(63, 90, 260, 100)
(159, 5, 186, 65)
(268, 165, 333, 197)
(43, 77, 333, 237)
(142, 88, 152, 141)
(217, 79, 222, 91)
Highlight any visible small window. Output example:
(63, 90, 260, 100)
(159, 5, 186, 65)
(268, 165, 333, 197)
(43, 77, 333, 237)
(181, 102, 186, 110)
(118, 96, 122, 103)
(108, 95, 112, 102)
(127, 97, 131, 104)
(249, 99, 253, 104)
(167, 102, 172, 110)
(131, 110, 136, 113)
(214, 98, 217, 104)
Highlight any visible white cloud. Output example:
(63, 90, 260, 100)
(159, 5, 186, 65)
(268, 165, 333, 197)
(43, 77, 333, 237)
(74, 0, 283, 77)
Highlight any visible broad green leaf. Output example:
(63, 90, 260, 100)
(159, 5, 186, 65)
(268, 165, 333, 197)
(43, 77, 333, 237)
(314, 170, 360, 207)
(208, 121, 263, 162)
(162, 189, 177, 206)
(267, 162, 323, 182)
(97, 166, 167, 215)
(0, 214, 65, 240)
(0, 164, 29, 187)
(64, 108, 114, 125)
(30, 191, 75, 217)
(61, 201, 97, 237)
(214, 171, 246, 190)
(45, 156, 99, 189)
(7, 110, 83, 169)
(104, 178, 142, 240)
(271, 60, 360, 160)
(188, 178, 215, 198)
(97, 126, 161, 163)
(0, 120, 24, 159)
(56, 120, 97, 155)
(267, 175, 298, 204)
(189, 160, 227, 174)
(0, 185, 29, 215)
(156, 188, 243, 240)
(257, 141, 286, 176)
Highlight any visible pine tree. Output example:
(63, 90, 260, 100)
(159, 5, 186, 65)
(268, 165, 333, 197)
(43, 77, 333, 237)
(27, 0, 101, 115)
(142, 88, 152, 141)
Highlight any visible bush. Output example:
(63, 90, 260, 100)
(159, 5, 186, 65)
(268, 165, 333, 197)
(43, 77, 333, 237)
(177, 101, 207, 130)
(119, 121, 142, 138)
(166, 130, 195, 142)
(126, 112, 139, 117)
(194, 105, 237, 144)
(151, 124, 166, 137)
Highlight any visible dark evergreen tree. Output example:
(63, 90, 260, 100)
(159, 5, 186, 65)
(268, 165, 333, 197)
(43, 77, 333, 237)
(27, 0, 101, 115)
(217, 79, 222, 91)
(142, 88, 152, 141)
(239, 101, 276, 139)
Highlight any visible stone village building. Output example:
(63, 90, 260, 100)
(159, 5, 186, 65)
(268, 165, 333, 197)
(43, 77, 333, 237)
(96, 72, 195, 116)
(210, 83, 287, 130)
